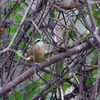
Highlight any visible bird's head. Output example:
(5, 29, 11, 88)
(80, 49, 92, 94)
(35, 38, 44, 47)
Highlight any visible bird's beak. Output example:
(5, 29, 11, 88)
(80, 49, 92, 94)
(40, 39, 43, 42)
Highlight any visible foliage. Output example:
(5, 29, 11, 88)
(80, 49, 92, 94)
(0, 0, 100, 100)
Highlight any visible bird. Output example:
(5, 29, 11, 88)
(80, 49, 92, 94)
(56, 0, 84, 10)
(20, 38, 45, 74)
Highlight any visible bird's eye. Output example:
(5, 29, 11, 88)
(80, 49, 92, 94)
(35, 39, 40, 44)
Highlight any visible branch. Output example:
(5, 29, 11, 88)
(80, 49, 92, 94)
(0, 38, 95, 97)
(0, 0, 34, 53)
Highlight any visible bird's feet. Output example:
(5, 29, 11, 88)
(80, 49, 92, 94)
(31, 63, 39, 67)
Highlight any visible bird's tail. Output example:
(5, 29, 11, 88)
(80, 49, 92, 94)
(20, 64, 27, 74)
(20, 64, 28, 84)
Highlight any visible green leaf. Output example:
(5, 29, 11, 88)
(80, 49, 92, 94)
(62, 31, 68, 38)
(10, 28, 17, 34)
(25, 82, 40, 100)
(15, 15, 22, 23)
(9, 90, 22, 100)
(19, 42, 24, 49)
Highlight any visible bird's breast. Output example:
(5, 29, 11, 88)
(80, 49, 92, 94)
(34, 45, 45, 62)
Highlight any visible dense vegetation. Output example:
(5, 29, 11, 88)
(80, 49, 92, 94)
(0, 0, 100, 100)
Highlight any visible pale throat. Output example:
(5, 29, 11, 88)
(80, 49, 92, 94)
(36, 41, 44, 47)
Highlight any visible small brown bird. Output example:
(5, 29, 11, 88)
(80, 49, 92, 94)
(56, 0, 84, 10)
(20, 38, 45, 74)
